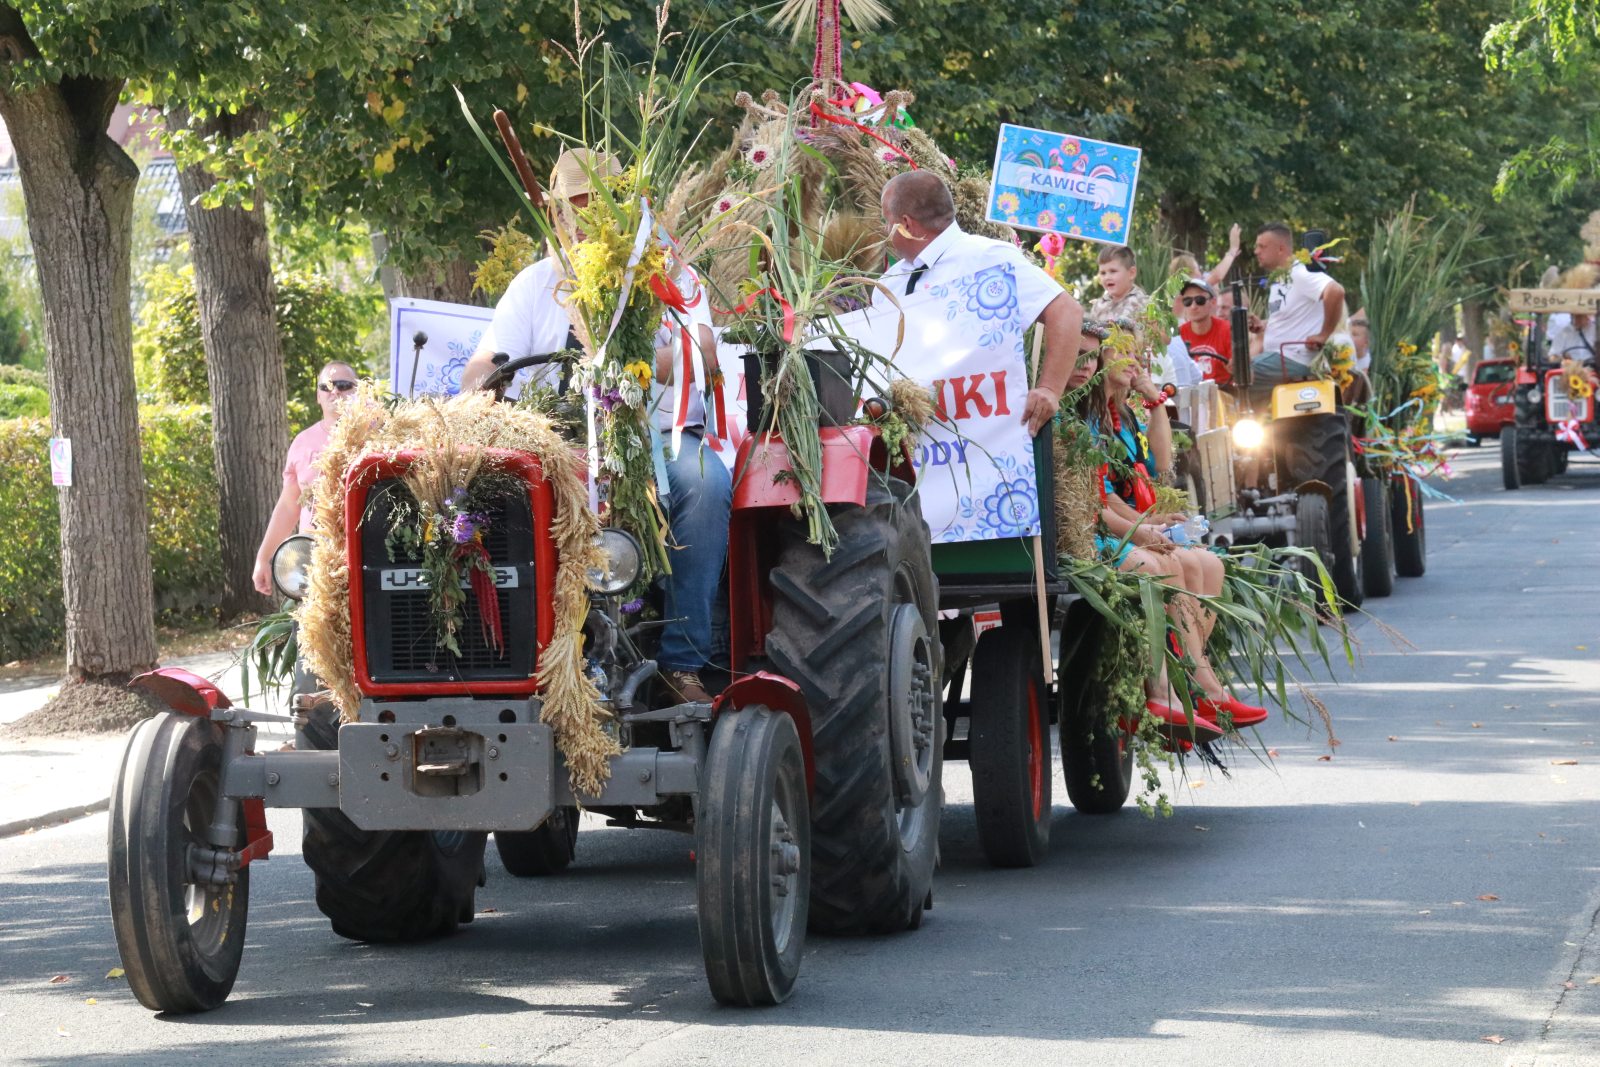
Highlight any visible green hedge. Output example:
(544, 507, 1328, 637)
(0, 405, 224, 661)
(0, 382, 48, 419)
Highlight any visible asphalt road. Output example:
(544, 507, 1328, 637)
(3, 446, 1598, 1066)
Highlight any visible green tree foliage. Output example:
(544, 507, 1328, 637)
(135, 262, 373, 431)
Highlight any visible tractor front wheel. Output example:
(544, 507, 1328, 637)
(697, 706, 810, 1006)
(108, 713, 248, 1013)
(765, 479, 941, 935)
(1502, 428, 1522, 490)
(1294, 492, 1335, 605)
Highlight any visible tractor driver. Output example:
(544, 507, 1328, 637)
(876, 170, 1085, 436)
(1249, 222, 1350, 381)
(461, 148, 730, 706)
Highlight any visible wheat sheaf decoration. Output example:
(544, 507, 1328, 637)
(298, 385, 619, 795)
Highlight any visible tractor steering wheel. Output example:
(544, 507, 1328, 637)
(479, 352, 572, 400)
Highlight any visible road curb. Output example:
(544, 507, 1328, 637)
(0, 797, 110, 839)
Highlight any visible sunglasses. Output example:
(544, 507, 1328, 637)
(318, 379, 357, 393)
(1181, 295, 1212, 307)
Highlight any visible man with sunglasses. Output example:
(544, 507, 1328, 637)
(1176, 277, 1234, 386)
(252, 361, 358, 596)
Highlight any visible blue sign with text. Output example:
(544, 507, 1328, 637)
(986, 123, 1142, 246)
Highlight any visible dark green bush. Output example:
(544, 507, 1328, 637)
(135, 263, 372, 430)
(0, 405, 224, 661)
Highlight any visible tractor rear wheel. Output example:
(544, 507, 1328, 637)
(1278, 413, 1362, 608)
(765, 479, 941, 935)
(968, 619, 1051, 867)
(1360, 477, 1394, 598)
(108, 713, 247, 1013)
(493, 807, 579, 876)
(299, 704, 487, 942)
(697, 706, 810, 1006)
(1058, 604, 1133, 815)
(1501, 428, 1522, 490)
(1391, 476, 1426, 578)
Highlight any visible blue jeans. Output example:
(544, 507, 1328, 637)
(659, 431, 731, 672)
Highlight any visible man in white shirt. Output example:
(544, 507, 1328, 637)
(461, 149, 729, 705)
(876, 171, 1084, 435)
(1251, 222, 1348, 369)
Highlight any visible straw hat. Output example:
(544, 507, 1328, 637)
(549, 147, 621, 201)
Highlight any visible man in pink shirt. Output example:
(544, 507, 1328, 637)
(252, 361, 357, 596)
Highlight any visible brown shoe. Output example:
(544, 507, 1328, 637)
(663, 670, 712, 705)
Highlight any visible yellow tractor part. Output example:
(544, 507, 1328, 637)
(1271, 379, 1338, 420)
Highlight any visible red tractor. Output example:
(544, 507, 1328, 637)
(107, 360, 941, 1011)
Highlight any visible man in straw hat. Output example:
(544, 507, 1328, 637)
(463, 148, 730, 706)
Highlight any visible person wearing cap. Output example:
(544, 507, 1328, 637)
(1177, 276, 1234, 386)
(461, 148, 731, 706)
(875, 170, 1084, 435)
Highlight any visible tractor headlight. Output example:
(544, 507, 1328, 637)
(1527, 385, 1543, 404)
(587, 528, 642, 595)
(1232, 417, 1265, 450)
(270, 535, 315, 600)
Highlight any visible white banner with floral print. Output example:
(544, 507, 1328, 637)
(706, 264, 1040, 544)
(840, 263, 1040, 543)
(388, 297, 496, 397)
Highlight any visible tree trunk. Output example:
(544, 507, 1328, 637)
(1461, 299, 1486, 377)
(1159, 191, 1208, 258)
(397, 255, 481, 305)
(0, 43, 157, 682)
(173, 105, 289, 618)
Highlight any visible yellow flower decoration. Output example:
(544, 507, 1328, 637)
(624, 360, 653, 389)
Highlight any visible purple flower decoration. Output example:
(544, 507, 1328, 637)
(621, 598, 644, 614)
(451, 511, 487, 544)
(592, 385, 625, 413)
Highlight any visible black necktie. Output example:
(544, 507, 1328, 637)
(905, 263, 928, 294)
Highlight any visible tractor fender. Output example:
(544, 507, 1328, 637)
(1293, 478, 1334, 500)
(712, 671, 816, 794)
(730, 425, 911, 512)
(130, 667, 233, 717)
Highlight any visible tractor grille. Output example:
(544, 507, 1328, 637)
(357, 479, 539, 684)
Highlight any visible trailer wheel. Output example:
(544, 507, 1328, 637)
(1501, 429, 1522, 490)
(108, 712, 247, 1013)
(493, 807, 579, 876)
(1555, 447, 1570, 475)
(766, 478, 941, 935)
(299, 705, 487, 942)
(1058, 605, 1133, 815)
(968, 620, 1051, 867)
(1391, 476, 1426, 578)
(1360, 477, 1394, 598)
(697, 706, 810, 1006)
